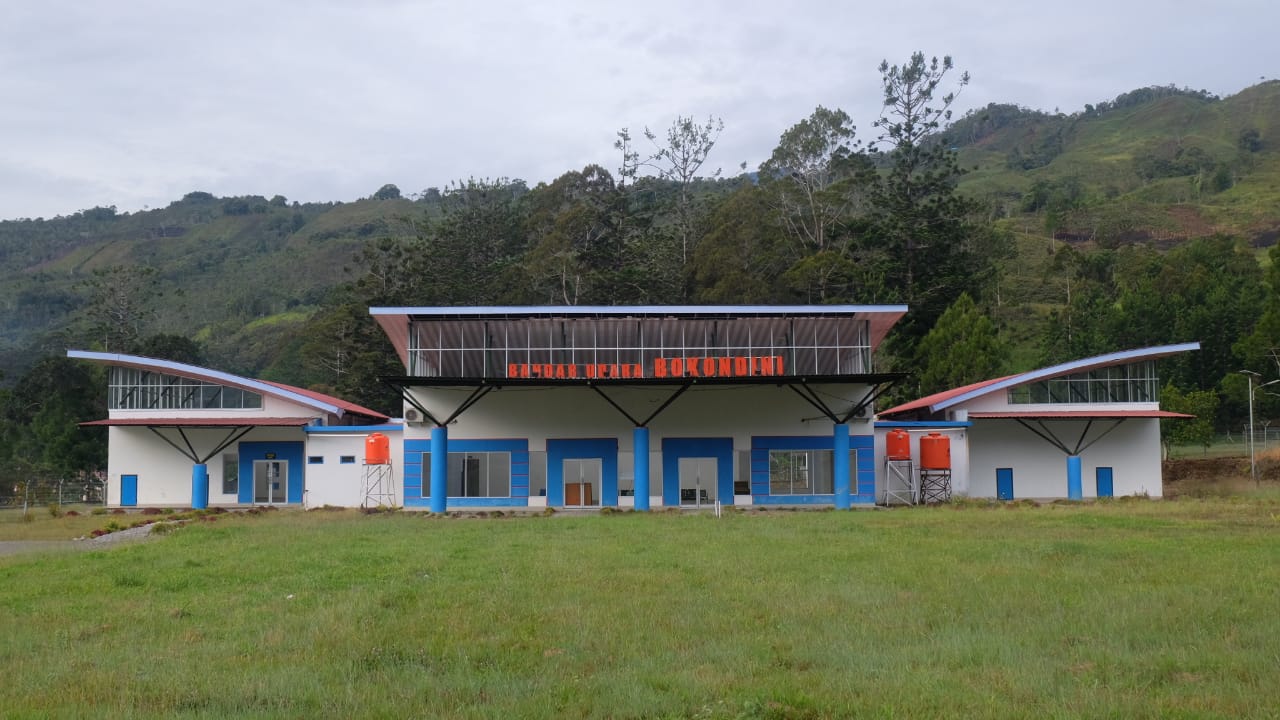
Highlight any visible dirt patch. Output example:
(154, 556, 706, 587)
(1162, 456, 1263, 497)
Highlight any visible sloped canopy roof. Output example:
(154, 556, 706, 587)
(880, 342, 1201, 418)
(67, 350, 389, 423)
(369, 305, 908, 368)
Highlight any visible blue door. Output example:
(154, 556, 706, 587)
(1096, 467, 1114, 498)
(120, 474, 138, 506)
(996, 468, 1014, 500)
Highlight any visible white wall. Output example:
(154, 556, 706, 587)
(304, 430, 405, 508)
(873, 427, 970, 501)
(966, 418, 1163, 498)
(403, 384, 874, 453)
(107, 426, 308, 506)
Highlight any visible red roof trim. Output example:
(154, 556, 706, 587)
(878, 376, 1016, 417)
(258, 380, 389, 422)
(80, 417, 315, 427)
(968, 410, 1193, 419)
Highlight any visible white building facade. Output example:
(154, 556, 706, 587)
(69, 350, 392, 508)
(877, 344, 1200, 500)
(370, 306, 907, 511)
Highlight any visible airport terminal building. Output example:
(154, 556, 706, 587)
(69, 305, 1198, 510)
(370, 305, 906, 511)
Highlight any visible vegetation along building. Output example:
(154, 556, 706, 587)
(68, 308, 1198, 509)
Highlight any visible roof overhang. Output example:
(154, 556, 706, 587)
(80, 417, 315, 428)
(369, 305, 909, 368)
(930, 343, 1201, 413)
(968, 410, 1192, 419)
(67, 350, 389, 422)
(382, 372, 905, 388)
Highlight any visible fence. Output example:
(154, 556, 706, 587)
(0, 476, 107, 510)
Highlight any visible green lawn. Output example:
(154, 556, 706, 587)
(1, 502, 1278, 718)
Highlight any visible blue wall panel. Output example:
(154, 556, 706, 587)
(546, 438, 618, 507)
(238, 441, 304, 504)
(660, 437, 735, 506)
(402, 438, 529, 508)
(751, 434, 876, 505)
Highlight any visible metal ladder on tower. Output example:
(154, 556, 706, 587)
(361, 462, 397, 509)
(884, 458, 917, 505)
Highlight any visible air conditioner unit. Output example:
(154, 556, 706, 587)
(404, 408, 424, 425)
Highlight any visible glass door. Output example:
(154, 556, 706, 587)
(563, 458, 601, 508)
(253, 460, 287, 504)
(678, 457, 717, 508)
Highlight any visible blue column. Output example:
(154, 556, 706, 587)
(191, 464, 209, 509)
(430, 426, 448, 513)
(633, 427, 650, 511)
(833, 423, 851, 509)
(1067, 455, 1082, 500)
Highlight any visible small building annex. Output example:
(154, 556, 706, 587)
(68, 350, 395, 509)
(876, 343, 1200, 500)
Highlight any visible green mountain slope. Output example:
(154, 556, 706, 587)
(2, 82, 1278, 389)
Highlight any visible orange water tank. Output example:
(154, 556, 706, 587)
(886, 429, 911, 461)
(365, 432, 390, 465)
(919, 432, 951, 470)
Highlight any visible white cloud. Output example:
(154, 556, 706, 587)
(0, 0, 1274, 219)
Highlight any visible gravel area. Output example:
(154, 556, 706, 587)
(85, 522, 165, 546)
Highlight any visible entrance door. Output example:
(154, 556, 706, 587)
(996, 468, 1014, 500)
(1096, 467, 1114, 498)
(120, 474, 138, 506)
(678, 457, 717, 507)
(563, 458, 601, 508)
(253, 460, 288, 504)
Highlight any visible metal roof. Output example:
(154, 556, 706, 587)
(80, 417, 315, 427)
(879, 342, 1201, 417)
(969, 410, 1193, 419)
(369, 304, 908, 368)
(67, 350, 389, 422)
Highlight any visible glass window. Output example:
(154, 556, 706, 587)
(108, 367, 263, 410)
(340, 456, 356, 464)
(1007, 361, 1162, 406)
(222, 454, 238, 495)
(308, 456, 324, 464)
(446, 452, 511, 498)
(769, 450, 834, 495)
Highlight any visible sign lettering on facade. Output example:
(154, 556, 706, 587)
(506, 355, 786, 380)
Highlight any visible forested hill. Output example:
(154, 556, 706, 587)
(947, 80, 1280, 247)
(2, 77, 1280, 434)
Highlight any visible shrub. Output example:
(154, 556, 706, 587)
(103, 521, 123, 532)
(91, 508, 108, 516)
(65, 509, 80, 517)
(150, 522, 177, 535)
(47, 503, 63, 518)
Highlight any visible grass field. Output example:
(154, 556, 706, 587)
(2, 500, 1278, 719)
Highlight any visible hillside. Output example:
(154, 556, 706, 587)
(2, 82, 1279, 391)
(951, 81, 1280, 247)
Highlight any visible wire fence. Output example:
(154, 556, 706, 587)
(0, 476, 107, 511)
(1167, 429, 1280, 459)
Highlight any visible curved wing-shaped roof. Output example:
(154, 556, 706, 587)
(880, 342, 1201, 418)
(67, 350, 389, 422)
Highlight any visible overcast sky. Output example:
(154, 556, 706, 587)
(0, 0, 1274, 221)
